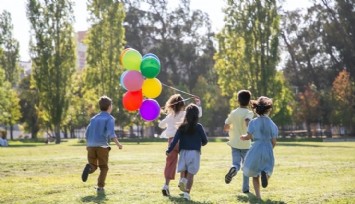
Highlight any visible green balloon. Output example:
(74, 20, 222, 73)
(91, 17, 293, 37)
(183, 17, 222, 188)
(122, 49, 142, 70)
(140, 57, 161, 78)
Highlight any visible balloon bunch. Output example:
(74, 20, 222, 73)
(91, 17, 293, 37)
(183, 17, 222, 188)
(120, 48, 162, 121)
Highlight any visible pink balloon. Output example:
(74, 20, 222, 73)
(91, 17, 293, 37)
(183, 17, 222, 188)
(123, 70, 144, 91)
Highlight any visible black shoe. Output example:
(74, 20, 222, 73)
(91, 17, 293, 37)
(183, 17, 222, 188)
(261, 171, 268, 188)
(82, 164, 91, 182)
(225, 167, 237, 184)
(243, 190, 250, 194)
(162, 188, 170, 196)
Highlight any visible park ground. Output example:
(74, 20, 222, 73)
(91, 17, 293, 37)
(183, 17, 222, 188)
(0, 139, 354, 204)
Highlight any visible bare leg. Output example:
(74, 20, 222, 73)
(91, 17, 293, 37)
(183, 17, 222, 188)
(185, 172, 194, 193)
(181, 170, 187, 179)
(253, 176, 261, 199)
(165, 178, 170, 186)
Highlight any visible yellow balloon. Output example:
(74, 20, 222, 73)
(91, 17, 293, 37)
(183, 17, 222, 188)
(142, 78, 162, 98)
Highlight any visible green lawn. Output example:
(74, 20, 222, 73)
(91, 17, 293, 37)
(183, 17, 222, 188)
(0, 139, 354, 204)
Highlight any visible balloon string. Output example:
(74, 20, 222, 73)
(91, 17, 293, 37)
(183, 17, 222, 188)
(168, 97, 193, 106)
(161, 83, 198, 98)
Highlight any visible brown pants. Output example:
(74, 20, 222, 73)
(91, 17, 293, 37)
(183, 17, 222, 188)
(87, 147, 111, 188)
(164, 138, 179, 180)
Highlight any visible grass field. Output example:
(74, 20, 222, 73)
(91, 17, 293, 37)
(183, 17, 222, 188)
(0, 139, 354, 204)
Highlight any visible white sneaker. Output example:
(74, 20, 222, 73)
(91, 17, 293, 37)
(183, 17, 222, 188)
(183, 192, 191, 200)
(162, 185, 170, 196)
(178, 178, 187, 192)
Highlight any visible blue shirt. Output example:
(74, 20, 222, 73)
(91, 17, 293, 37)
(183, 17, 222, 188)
(166, 123, 208, 153)
(85, 112, 116, 147)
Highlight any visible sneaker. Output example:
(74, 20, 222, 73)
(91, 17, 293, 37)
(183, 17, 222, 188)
(162, 185, 170, 196)
(225, 167, 237, 184)
(96, 187, 105, 193)
(81, 164, 91, 182)
(261, 171, 268, 188)
(183, 192, 191, 201)
(178, 178, 187, 192)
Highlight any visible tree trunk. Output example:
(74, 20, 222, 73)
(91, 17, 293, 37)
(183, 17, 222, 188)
(306, 121, 312, 138)
(10, 124, 14, 140)
(55, 124, 61, 144)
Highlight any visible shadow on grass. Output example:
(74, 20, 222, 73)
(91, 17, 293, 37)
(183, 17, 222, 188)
(6, 144, 41, 148)
(237, 193, 286, 204)
(168, 194, 213, 204)
(81, 192, 107, 203)
(277, 143, 352, 148)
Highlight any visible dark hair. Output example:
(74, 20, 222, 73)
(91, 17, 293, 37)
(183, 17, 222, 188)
(164, 94, 185, 115)
(238, 90, 251, 106)
(251, 96, 273, 115)
(178, 104, 199, 134)
(99, 96, 112, 111)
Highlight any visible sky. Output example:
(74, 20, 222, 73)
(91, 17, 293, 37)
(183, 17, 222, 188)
(0, 0, 312, 61)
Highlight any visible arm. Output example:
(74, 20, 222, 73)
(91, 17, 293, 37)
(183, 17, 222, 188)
(240, 132, 252, 140)
(200, 125, 208, 146)
(223, 124, 230, 132)
(194, 98, 203, 117)
(158, 114, 170, 129)
(107, 118, 122, 149)
(166, 131, 180, 155)
(112, 137, 123, 149)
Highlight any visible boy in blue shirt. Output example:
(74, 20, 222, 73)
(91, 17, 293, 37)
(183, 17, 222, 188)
(81, 96, 123, 192)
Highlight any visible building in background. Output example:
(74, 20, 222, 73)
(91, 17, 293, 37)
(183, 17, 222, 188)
(76, 31, 87, 70)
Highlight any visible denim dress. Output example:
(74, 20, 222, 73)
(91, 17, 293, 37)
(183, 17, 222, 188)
(243, 116, 278, 177)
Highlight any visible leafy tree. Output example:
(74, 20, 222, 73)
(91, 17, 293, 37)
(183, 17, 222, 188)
(331, 69, 354, 134)
(215, 0, 292, 124)
(0, 69, 21, 139)
(121, 0, 224, 134)
(295, 84, 320, 137)
(85, 0, 126, 123)
(0, 10, 20, 87)
(18, 75, 40, 139)
(27, 0, 76, 143)
(65, 71, 98, 138)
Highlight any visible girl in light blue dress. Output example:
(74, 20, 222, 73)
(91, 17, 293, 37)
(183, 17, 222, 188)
(240, 96, 278, 199)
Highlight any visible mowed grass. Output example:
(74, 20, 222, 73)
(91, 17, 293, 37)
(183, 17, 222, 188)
(0, 140, 355, 204)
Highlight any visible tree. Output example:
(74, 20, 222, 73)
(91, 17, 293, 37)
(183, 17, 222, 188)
(215, 0, 291, 122)
(27, 0, 76, 143)
(65, 71, 98, 138)
(0, 10, 20, 87)
(331, 69, 354, 134)
(18, 75, 40, 139)
(122, 0, 223, 134)
(85, 0, 126, 122)
(0, 69, 21, 139)
(295, 84, 320, 137)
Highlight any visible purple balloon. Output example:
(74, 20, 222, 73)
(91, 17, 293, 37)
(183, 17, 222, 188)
(139, 99, 161, 121)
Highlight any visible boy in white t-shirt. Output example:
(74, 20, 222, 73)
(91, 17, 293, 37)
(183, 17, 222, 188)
(224, 90, 253, 193)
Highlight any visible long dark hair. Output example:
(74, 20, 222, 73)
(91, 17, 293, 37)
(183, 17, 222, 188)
(178, 104, 199, 134)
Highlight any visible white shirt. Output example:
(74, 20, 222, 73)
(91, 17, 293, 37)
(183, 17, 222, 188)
(159, 106, 202, 138)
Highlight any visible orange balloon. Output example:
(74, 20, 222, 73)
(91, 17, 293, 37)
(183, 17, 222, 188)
(119, 48, 131, 65)
(122, 90, 143, 111)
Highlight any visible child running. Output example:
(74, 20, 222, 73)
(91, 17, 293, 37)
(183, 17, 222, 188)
(224, 90, 253, 193)
(240, 96, 278, 199)
(166, 104, 208, 201)
(81, 96, 123, 193)
(159, 94, 201, 196)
